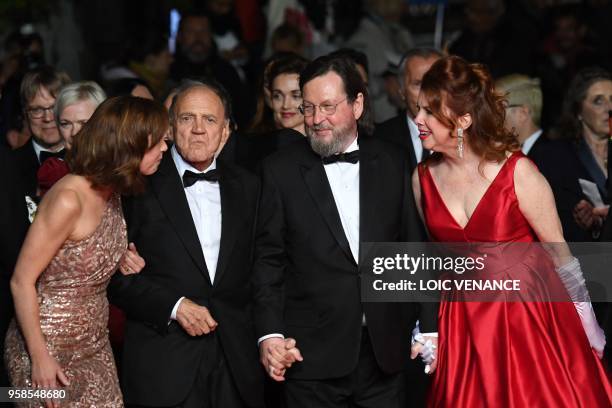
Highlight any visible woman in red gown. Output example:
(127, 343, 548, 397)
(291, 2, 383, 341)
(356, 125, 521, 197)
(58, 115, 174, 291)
(410, 56, 611, 407)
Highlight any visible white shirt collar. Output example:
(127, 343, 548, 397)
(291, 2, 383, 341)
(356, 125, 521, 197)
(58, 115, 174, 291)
(406, 115, 425, 162)
(171, 144, 217, 179)
(521, 129, 543, 155)
(343, 135, 359, 153)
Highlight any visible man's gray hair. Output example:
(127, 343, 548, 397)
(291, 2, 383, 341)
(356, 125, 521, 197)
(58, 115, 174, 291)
(54, 81, 106, 125)
(168, 78, 235, 130)
(397, 48, 444, 89)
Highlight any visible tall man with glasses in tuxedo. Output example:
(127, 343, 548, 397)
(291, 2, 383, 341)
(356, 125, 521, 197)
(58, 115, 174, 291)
(108, 79, 263, 408)
(253, 55, 435, 407)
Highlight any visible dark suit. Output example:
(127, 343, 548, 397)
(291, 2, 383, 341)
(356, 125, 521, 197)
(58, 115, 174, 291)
(108, 153, 264, 408)
(373, 112, 420, 175)
(532, 138, 607, 242)
(12, 140, 39, 198)
(0, 146, 29, 390)
(253, 137, 435, 405)
(596, 140, 612, 368)
(525, 132, 549, 162)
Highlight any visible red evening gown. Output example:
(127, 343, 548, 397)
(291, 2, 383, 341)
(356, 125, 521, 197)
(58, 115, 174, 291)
(418, 152, 611, 407)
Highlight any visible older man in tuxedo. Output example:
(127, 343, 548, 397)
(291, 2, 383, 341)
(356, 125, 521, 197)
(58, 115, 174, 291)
(108, 80, 263, 408)
(254, 55, 436, 407)
(374, 48, 442, 174)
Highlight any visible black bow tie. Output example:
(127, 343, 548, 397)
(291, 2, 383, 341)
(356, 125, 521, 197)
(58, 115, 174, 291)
(182, 169, 219, 187)
(39, 149, 65, 163)
(322, 150, 360, 165)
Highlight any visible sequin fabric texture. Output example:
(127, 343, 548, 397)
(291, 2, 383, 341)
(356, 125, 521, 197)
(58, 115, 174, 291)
(5, 193, 127, 407)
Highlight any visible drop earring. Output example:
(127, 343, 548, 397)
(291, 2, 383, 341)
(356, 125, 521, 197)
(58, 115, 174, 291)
(457, 127, 464, 158)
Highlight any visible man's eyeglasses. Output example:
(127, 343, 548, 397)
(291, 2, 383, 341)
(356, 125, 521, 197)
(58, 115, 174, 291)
(27, 105, 54, 119)
(299, 98, 348, 117)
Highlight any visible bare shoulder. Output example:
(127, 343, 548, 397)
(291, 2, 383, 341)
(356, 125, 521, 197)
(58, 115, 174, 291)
(37, 176, 86, 220)
(513, 156, 555, 212)
(514, 156, 546, 189)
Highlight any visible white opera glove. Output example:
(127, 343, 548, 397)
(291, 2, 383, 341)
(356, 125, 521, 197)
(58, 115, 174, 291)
(556, 257, 606, 358)
(574, 301, 606, 358)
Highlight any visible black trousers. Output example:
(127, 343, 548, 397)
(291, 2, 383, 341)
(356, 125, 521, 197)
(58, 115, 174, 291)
(128, 332, 247, 408)
(283, 329, 407, 408)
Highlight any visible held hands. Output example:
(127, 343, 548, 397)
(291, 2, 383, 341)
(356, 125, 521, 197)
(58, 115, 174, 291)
(176, 298, 218, 336)
(573, 200, 608, 232)
(259, 337, 303, 381)
(119, 243, 145, 275)
(31, 352, 70, 408)
(410, 325, 438, 374)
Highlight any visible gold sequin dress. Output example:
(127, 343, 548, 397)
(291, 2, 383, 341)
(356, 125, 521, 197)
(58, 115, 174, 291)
(4, 193, 126, 407)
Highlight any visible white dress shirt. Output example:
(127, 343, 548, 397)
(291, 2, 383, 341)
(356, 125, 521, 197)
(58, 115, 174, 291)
(170, 145, 222, 320)
(323, 137, 360, 263)
(521, 129, 543, 155)
(407, 115, 425, 163)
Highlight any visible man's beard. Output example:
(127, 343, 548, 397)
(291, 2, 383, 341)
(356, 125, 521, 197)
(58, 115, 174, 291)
(306, 122, 355, 157)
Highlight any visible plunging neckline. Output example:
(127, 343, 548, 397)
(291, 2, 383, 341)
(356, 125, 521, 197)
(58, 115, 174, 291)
(424, 153, 515, 230)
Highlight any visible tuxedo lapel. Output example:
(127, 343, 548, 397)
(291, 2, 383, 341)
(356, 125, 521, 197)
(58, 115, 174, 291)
(212, 162, 241, 286)
(150, 154, 210, 283)
(300, 157, 355, 265)
(400, 115, 418, 170)
(359, 143, 383, 244)
(15, 141, 40, 197)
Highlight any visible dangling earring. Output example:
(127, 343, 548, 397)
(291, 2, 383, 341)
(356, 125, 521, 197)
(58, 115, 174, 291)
(457, 128, 464, 158)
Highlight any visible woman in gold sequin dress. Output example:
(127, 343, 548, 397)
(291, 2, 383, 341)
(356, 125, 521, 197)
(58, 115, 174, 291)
(4, 96, 169, 407)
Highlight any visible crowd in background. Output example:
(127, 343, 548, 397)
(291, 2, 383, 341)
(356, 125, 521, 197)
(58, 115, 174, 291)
(1, 0, 612, 144)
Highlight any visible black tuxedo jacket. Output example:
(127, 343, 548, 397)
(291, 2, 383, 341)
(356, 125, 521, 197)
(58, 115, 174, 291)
(526, 133, 549, 161)
(0, 146, 29, 386)
(12, 140, 39, 197)
(253, 137, 436, 380)
(531, 139, 603, 242)
(374, 112, 419, 175)
(108, 153, 263, 407)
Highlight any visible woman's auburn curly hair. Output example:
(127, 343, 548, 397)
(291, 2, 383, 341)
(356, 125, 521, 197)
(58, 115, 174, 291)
(420, 55, 519, 163)
(66, 96, 168, 195)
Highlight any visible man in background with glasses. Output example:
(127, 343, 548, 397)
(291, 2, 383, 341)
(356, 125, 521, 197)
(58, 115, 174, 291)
(254, 55, 434, 407)
(12, 65, 70, 199)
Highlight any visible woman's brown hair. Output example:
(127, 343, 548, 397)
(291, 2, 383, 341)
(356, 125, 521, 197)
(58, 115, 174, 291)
(67, 96, 168, 194)
(420, 55, 519, 163)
